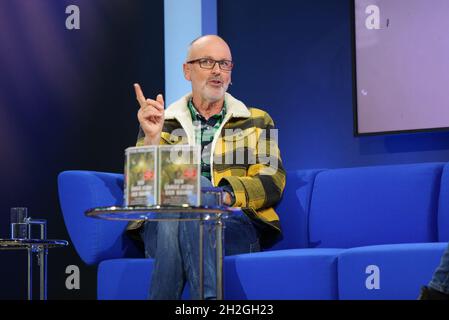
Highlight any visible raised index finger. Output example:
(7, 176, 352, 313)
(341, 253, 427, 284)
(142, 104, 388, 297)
(134, 83, 146, 106)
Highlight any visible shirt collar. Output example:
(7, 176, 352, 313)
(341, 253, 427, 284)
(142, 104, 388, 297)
(187, 98, 227, 122)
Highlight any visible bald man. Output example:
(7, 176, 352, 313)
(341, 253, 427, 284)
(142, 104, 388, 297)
(127, 35, 286, 300)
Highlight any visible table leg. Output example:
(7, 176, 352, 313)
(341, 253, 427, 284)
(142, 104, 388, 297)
(199, 220, 204, 300)
(27, 248, 32, 300)
(39, 247, 47, 300)
(216, 219, 224, 300)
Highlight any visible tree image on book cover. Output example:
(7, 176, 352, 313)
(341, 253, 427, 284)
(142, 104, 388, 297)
(125, 147, 157, 206)
(158, 145, 200, 206)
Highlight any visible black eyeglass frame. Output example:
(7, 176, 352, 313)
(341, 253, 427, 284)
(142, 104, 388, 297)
(186, 58, 234, 71)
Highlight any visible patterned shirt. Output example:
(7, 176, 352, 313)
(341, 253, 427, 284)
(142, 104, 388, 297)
(187, 98, 227, 180)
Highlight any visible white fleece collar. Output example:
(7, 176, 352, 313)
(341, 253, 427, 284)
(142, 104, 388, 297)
(163, 92, 251, 146)
(164, 92, 251, 120)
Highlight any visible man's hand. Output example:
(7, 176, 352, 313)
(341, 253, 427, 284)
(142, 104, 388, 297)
(134, 83, 165, 145)
(223, 192, 232, 206)
(223, 191, 234, 206)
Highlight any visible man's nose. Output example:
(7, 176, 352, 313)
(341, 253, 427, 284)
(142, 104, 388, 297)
(211, 62, 221, 74)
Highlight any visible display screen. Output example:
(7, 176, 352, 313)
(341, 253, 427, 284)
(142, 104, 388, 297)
(354, 0, 449, 135)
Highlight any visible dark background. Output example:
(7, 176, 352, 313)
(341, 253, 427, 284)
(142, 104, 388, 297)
(0, 0, 164, 299)
(1, 0, 449, 300)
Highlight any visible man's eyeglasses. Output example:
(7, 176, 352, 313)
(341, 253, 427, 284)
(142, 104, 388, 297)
(187, 58, 234, 71)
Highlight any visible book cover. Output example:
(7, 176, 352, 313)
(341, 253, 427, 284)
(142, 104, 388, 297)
(124, 146, 157, 206)
(158, 145, 201, 206)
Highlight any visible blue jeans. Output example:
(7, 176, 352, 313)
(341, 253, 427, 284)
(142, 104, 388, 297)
(429, 242, 449, 294)
(139, 176, 261, 300)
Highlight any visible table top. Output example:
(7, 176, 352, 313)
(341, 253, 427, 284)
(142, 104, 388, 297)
(0, 239, 69, 250)
(85, 205, 239, 221)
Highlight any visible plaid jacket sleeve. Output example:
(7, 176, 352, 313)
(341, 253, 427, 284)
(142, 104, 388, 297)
(217, 110, 286, 211)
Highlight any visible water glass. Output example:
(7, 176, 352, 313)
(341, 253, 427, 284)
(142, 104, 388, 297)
(10, 207, 29, 239)
(201, 187, 223, 207)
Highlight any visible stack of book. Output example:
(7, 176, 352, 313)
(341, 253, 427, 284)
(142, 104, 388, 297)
(124, 145, 200, 207)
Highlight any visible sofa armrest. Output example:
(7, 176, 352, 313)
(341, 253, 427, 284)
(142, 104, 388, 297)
(58, 170, 142, 265)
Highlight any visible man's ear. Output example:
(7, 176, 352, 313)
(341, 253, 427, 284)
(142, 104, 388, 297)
(183, 63, 191, 81)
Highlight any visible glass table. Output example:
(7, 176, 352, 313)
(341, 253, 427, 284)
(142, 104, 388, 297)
(0, 239, 69, 300)
(85, 205, 237, 300)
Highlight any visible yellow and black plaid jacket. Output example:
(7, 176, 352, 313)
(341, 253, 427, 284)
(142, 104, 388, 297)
(127, 93, 286, 247)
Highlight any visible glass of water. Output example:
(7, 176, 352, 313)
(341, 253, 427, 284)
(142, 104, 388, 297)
(201, 187, 223, 208)
(10, 207, 29, 239)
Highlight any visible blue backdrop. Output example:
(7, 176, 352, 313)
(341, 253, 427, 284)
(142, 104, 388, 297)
(218, 0, 449, 171)
(0, 0, 164, 299)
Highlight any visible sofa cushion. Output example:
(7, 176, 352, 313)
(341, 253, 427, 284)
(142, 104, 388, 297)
(338, 242, 447, 300)
(98, 259, 154, 300)
(224, 248, 343, 299)
(309, 163, 444, 248)
(99, 249, 343, 300)
(98, 259, 191, 300)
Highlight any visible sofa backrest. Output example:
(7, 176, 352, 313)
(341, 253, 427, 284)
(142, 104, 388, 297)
(437, 163, 449, 242)
(308, 163, 444, 248)
(268, 169, 323, 250)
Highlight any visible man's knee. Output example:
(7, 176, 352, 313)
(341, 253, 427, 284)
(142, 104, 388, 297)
(151, 222, 180, 253)
(157, 221, 179, 236)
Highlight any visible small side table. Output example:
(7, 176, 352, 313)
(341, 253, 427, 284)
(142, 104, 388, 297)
(85, 205, 236, 300)
(0, 239, 69, 300)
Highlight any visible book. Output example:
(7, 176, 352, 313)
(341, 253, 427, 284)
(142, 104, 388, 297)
(124, 146, 157, 206)
(158, 145, 201, 206)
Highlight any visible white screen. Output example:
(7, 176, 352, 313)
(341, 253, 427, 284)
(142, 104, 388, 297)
(354, 0, 449, 134)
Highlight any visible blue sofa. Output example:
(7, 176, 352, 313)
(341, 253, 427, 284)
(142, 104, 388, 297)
(57, 162, 449, 299)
